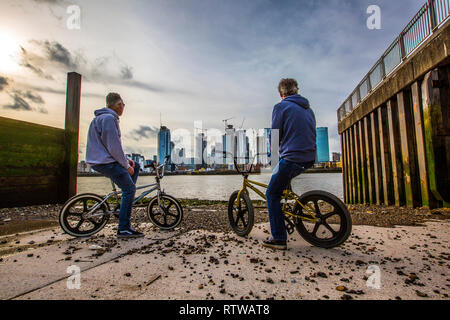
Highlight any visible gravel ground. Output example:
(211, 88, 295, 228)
(0, 200, 449, 236)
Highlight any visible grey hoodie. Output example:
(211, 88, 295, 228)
(85, 108, 130, 169)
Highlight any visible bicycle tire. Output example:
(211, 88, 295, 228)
(59, 193, 110, 238)
(293, 190, 352, 248)
(228, 191, 254, 237)
(147, 194, 183, 230)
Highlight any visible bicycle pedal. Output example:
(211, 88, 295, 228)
(285, 223, 295, 235)
(284, 217, 295, 235)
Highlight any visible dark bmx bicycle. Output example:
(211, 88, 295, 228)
(227, 153, 352, 249)
(59, 156, 183, 238)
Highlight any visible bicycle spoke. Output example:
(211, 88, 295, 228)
(75, 219, 84, 230)
(163, 214, 167, 226)
(88, 218, 100, 227)
(83, 200, 87, 213)
(311, 222, 320, 236)
(67, 211, 81, 217)
(234, 214, 240, 226)
(322, 210, 338, 220)
(322, 221, 338, 237)
(314, 200, 321, 216)
(240, 214, 247, 228)
(167, 212, 179, 218)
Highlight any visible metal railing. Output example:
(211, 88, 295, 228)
(337, 0, 449, 123)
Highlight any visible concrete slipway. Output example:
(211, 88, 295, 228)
(0, 220, 448, 300)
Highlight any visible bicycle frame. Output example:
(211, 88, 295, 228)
(85, 157, 171, 218)
(236, 173, 319, 223)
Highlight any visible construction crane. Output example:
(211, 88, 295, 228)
(222, 117, 234, 129)
(239, 117, 246, 130)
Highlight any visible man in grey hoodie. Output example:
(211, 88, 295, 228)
(86, 93, 144, 238)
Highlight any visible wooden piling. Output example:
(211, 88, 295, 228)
(370, 112, 381, 205)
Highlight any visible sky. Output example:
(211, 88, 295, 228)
(0, 0, 426, 160)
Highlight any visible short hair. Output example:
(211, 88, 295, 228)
(106, 92, 122, 108)
(278, 78, 299, 97)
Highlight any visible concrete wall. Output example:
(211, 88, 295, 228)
(0, 72, 81, 208)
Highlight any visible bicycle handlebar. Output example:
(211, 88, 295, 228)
(221, 151, 269, 175)
(143, 155, 171, 178)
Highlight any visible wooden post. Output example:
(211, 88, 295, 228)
(341, 133, 348, 203)
(62, 72, 82, 202)
(387, 99, 403, 206)
(354, 124, 361, 203)
(370, 112, 381, 205)
(364, 116, 374, 204)
(411, 81, 430, 207)
(397, 91, 414, 207)
(421, 69, 448, 207)
(346, 129, 355, 204)
(358, 121, 367, 204)
(378, 106, 392, 205)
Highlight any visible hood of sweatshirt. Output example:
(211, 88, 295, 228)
(94, 107, 119, 119)
(283, 94, 310, 109)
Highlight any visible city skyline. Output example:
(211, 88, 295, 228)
(0, 0, 426, 162)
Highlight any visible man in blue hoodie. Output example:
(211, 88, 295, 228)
(86, 93, 144, 238)
(263, 79, 316, 250)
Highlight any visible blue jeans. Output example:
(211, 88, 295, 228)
(266, 159, 313, 241)
(91, 162, 140, 231)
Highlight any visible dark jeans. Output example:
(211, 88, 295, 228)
(266, 159, 313, 241)
(91, 162, 140, 231)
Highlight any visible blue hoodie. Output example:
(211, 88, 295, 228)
(272, 94, 317, 164)
(85, 108, 130, 169)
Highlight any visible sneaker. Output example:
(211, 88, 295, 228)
(262, 238, 287, 250)
(117, 227, 144, 239)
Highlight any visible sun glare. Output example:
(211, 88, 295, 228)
(0, 31, 20, 74)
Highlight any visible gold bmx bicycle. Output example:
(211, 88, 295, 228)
(227, 154, 352, 249)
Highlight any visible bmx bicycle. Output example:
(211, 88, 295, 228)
(59, 155, 183, 238)
(227, 153, 352, 248)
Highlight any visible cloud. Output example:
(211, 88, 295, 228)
(26, 84, 104, 98)
(3, 93, 31, 111)
(31, 40, 79, 69)
(128, 125, 159, 141)
(32, 0, 63, 3)
(0, 76, 10, 91)
(18, 39, 183, 95)
(3, 90, 47, 114)
(120, 65, 134, 80)
(19, 46, 54, 80)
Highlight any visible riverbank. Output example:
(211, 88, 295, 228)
(0, 200, 449, 237)
(0, 218, 448, 300)
(77, 168, 342, 177)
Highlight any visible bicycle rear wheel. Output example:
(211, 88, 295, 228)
(293, 190, 352, 248)
(59, 193, 110, 238)
(228, 191, 254, 237)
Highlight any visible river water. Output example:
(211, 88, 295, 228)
(77, 173, 343, 201)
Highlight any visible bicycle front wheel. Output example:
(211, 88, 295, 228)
(293, 190, 352, 248)
(228, 191, 254, 237)
(147, 194, 183, 230)
(59, 193, 110, 238)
